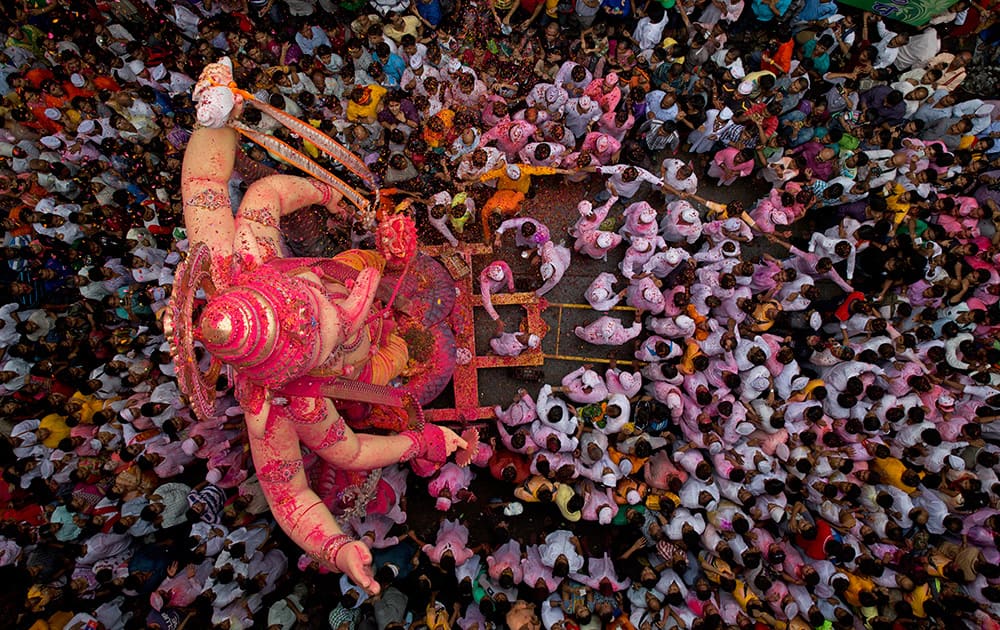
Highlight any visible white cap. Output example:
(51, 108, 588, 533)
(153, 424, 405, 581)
(626, 489, 641, 504)
(596, 136, 609, 152)
(44, 108, 61, 120)
(591, 286, 609, 301)
(665, 250, 683, 265)
(737, 81, 753, 95)
(540, 262, 554, 280)
(505, 164, 521, 180)
(680, 207, 699, 223)
(409, 54, 423, 69)
(578, 96, 593, 110)
(527, 334, 541, 349)
(809, 311, 822, 330)
(723, 218, 742, 231)
(719, 106, 734, 121)
(601, 472, 618, 487)
(128, 59, 145, 74)
(70, 73, 85, 87)
(151, 64, 167, 81)
(729, 59, 746, 79)
(596, 232, 614, 248)
(639, 207, 656, 223)
(447, 58, 462, 73)
(487, 264, 506, 281)
(40, 135, 62, 149)
(181, 438, 198, 456)
(77, 119, 95, 134)
(578, 200, 594, 216)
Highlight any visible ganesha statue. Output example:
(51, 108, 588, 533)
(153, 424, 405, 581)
(164, 59, 465, 595)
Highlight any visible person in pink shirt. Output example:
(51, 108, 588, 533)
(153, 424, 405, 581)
(621, 201, 661, 240)
(583, 73, 622, 113)
(708, 147, 755, 186)
(606, 365, 642, 398)
(536, 240, 572, 297)
(575, 315, 643, 345)
(574, 229, 622, 261)
(561, 365, 609, 404)
(570, 196, 618, 238)
(479, 119, 538, 160)
(627, 275, 666, 315)
(490, 331, 542, 357)
(428, 463, 474, 511)
(572, 552, 632, 591)
(660, 200, 703, 245)
(487, 539, 524, 587)
(621, 236, 666, 278)
(580, 131, 621, 165)
(480, 261, 515, 323)
(495, 217, 551, 254)
(420, 518, 476, 568)
(495, 389, 537, 428)
(521, 544, 560, 592)
(598, 108, 635, 142)
(585, 272, 626, 311)
(750, 190, 795, 234)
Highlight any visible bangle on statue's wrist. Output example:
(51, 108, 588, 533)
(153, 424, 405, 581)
(321, 534, 354, 570)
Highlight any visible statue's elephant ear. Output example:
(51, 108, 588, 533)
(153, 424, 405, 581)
(337, 268, 381, 340)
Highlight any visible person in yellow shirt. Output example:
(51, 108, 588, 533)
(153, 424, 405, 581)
(478, 162, 568, 195)
(346, 84, 387, 123)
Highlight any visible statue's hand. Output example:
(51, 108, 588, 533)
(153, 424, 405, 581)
(439, 425, 469, 456)
(336, 541, 380, 596)
(192, 58, 243, 128)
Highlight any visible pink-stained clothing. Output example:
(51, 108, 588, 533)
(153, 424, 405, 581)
(580, 131, 622, 165)
(496, 217, 551, 250)
(495, 392, 537, 427)
(708, 147, 754, 186)
(575, 316, 643, 345)
(585, 272, 623, 311)
(583, 79, 622, 113)
(521, 544, 560, 591)
(561, 366, 610, 404)
(620, 237, 666, 279)
(422, 519, 476, 566)
(626, 276, 666, 315)
(574, 229, 622, 260)
(491, 332, 535, 357)
(479, 261, 515, 321)
(428, 463, 474, 510)
(570, 196, 618, 237)
(620, 201, 660, 240)
(605, 368, 642, 398)
(481, 95, 511, 128)
(597, 110, 636, 143)
(579, 480, 617, 524)
(518, 142, 568, 167)
(527, 83, 570, 115)
(750, 190, 794, 234)
(642, 248, 692, 277)
(660, 200, 703, 245)
(536, 241, 572, 297)
(487, 540, 524, 584)
(535, 384, 578, 435)
(480, 120, 538, 159)
(349, 513, 401, 549)
(572, 552, 632, 591)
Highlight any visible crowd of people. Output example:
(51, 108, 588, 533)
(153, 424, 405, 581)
(2, 0, 1000, 627)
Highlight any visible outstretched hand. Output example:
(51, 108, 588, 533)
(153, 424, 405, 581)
(337, 541, 380, 596)
(439, 425, 469, 455)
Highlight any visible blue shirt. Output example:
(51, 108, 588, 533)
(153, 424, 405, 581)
(752, 0, 792, 22)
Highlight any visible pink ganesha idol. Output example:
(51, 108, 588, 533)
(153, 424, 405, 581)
(165, 58, 468, 595)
